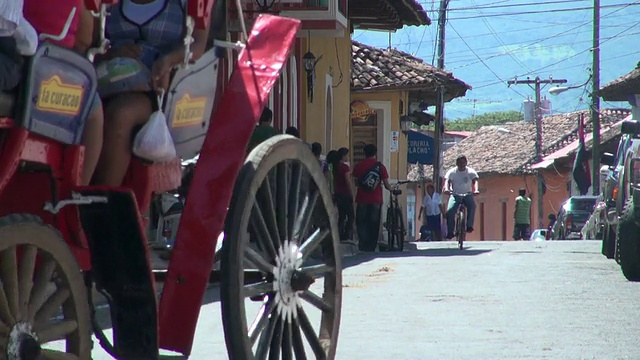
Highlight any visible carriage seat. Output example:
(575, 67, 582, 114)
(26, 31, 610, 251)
(7, 42, 97, 144)
(0, 92, 15, 118)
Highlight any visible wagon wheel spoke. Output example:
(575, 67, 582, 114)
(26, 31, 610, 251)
(299, 290, 332, 313)
(248, 297, 276, 346)
(18, 245, 37, 320)
(276, 162, 290, 242)
(0, 277, 15, 326)
(291, 318, 307, 360)
(34, 288, 70, 325)
(297, 306, 326, 359)
(36, 319, 78, 343)
(287, 162, 303, 242)
(27, 257, 56, 321)
(40, 349, 80, 359)
(243, 281, 273, 299)
(250, 204, 278, 262)
(1, 246, 20, 321)
(301, 263, 334, 279)
(255, 309, 279, 360)
(281, 319, 293, 360)
(267, 316, 284, 360)
(245, 246, 275, 274)
(257, 177, 281, 249)
(292, 192, 319, 246)
(299, 228, 331, 261)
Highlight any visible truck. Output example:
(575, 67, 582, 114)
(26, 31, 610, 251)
(602, 120, 640, 281)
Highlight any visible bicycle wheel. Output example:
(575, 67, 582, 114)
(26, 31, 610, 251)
(386, 207, 395, 251)
(395, 207, 405, 251)
(457, 210, 465, 250)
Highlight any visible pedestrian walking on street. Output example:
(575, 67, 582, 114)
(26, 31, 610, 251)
(418, 183, 445, 241)
(332, 147, 355, 242)
(513, 188, 532, 240)
(247, 107, 277, 153)
(353, 144, 392, 252)
(311, 142, 330, 184)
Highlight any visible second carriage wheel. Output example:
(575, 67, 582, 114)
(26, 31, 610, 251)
(0, 214, 91, 360)
(221, 135, 342, 360)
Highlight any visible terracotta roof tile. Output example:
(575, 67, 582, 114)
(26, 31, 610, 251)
(351, 41, 471, 101)
(597, 63, 640, 101)
(407, 109, 631, 180)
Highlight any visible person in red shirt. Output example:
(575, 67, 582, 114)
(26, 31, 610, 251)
(23, 0, 104, 185)
(332, 147, 354, 241)
(352, 144, 392, 252)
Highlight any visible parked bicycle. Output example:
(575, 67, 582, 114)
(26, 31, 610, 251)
(384, 180, 412, 251)
(450, 192, 474, 249)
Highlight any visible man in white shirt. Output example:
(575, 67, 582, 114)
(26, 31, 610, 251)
(443, 155, 480, 239)
(418, 183, 445, 241)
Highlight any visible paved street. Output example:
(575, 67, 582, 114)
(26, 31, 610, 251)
(68, 240, 639, 359)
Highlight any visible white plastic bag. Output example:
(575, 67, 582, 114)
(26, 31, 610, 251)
(14, 16, 37, 56)
(133, 91, 177, 162)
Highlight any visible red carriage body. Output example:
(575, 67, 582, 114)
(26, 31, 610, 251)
(0, 1, 312, 358)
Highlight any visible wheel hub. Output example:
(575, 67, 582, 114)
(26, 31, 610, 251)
(7, 322, 40, 360)
(273, 240, 312, 322)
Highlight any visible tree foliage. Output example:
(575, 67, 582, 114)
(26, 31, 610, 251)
(444, 111, 524, 131)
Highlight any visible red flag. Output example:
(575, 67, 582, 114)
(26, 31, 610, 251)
(573, 114, 591, 195)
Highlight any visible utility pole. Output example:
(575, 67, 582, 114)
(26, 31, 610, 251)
(591, 0, 601, 195)
(508, 76, 567, 229)
(433, 0, 448, 190)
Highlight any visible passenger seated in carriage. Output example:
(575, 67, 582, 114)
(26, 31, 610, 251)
(92, 0, 210, 186)
(20, 0, 105, 185)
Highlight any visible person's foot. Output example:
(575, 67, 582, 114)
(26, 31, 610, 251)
(446, 233, 454, 240)
(466, 226, 474, 233)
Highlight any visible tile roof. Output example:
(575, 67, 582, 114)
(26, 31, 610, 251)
(597, 62, 640, 101)
(407, 109, 631, 180)
(350, 0, 431, 30)
(351, 41, 471, 102)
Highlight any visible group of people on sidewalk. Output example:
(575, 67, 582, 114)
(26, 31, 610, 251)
(322, 143, 391, 252)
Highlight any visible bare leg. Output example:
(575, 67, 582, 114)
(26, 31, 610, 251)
(93, 93, 153, 186)
(81, 99, 104, 185)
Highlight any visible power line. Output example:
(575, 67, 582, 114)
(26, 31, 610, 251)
(445, 0, 589, 12)
(449, 22, 528, 98)
(445, 3, 640, 21)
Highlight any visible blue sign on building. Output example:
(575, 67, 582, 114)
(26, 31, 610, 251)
(407, 131, 435, 165)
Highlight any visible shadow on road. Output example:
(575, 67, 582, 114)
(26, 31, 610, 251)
(343, 245, 492, 269)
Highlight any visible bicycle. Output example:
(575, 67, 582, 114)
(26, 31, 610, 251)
(449, 192, 474, 250)
(384, 180, 412, 251)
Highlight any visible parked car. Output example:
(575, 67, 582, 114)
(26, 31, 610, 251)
(600, 133, 632, 258)
(550, 196, 598, 240)
(581, 196, 606, 240)
(530, 229, 547, 241)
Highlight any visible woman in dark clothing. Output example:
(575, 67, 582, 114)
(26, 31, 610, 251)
(332, 147, 354, 241)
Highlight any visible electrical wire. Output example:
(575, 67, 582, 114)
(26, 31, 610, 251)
(445, 3, 640, 21)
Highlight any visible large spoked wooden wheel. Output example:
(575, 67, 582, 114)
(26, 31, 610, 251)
(221, 135, 342, 360)
(0, 215, 91, 360)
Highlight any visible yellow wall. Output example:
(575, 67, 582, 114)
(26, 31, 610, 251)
(300, 33, 351, 152)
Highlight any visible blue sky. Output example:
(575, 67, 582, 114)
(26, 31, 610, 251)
(352, 0, 640, 121)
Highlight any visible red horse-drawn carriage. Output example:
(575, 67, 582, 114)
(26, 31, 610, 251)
(0, 0, 342, 358)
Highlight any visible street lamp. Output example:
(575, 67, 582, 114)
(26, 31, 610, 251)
(400, 115, 413, 134)
(548, 75, 592, 96)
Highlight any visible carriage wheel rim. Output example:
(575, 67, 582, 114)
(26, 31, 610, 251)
(222, 137, 341, 360)
(0, 220, 90, 360)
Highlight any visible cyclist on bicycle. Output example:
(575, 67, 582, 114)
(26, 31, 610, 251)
(443, 155, 480, 239)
